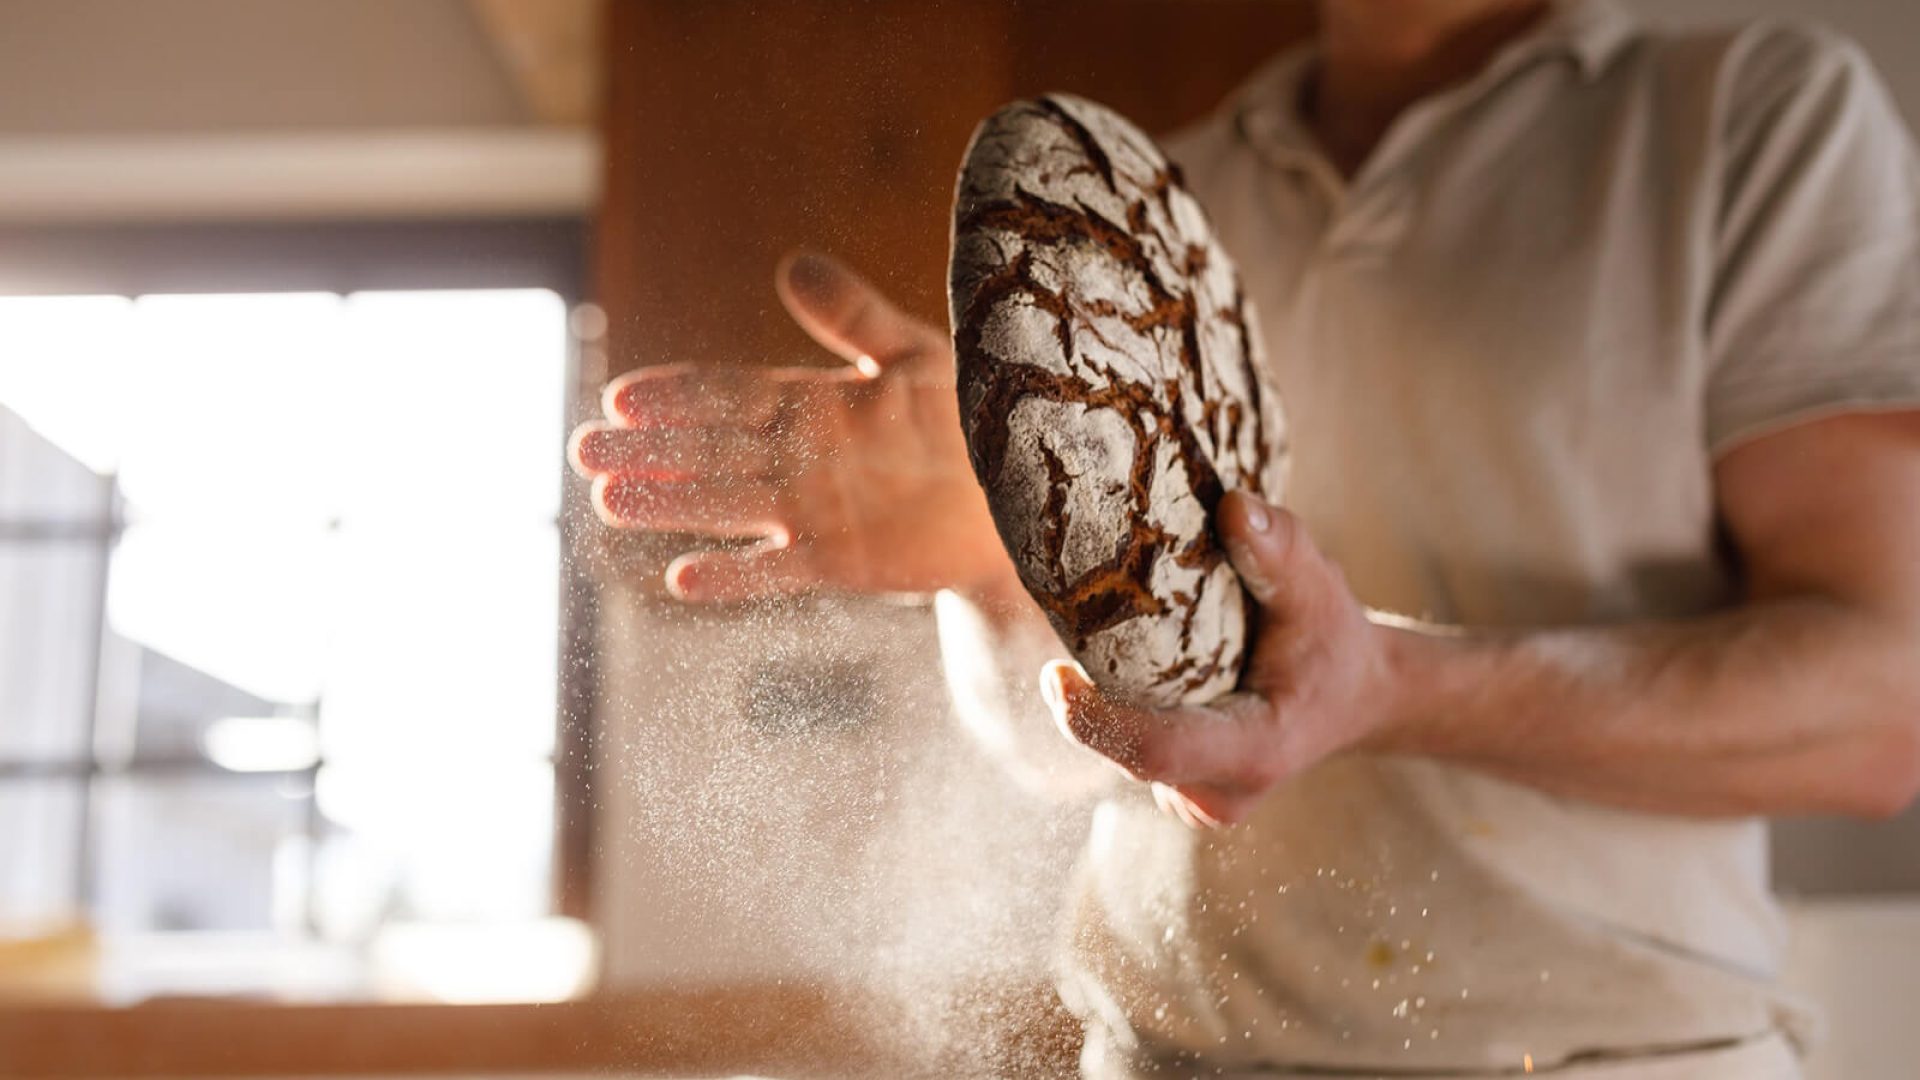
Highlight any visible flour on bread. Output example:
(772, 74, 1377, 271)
(950, 94, 1283, 706)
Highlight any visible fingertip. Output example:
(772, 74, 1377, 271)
(1040, 659, 1085, 745)
(605, 378, 653, 425)
(1043, 658, 1097, 712)
(1220, 491, 1290, 603)
(1177, 796, 1216, 831)
(602, 363, 689, 424)
(567, 426, 590, 473)
(1151, 781, 1176, 815)
(1050, 658, 1093, 698)
(664, 552, 703, 602)
(601, 371, 642, 421)
(773, 249, 801, 282)
(1153, 783, 1198, 828)
(1037, 662, 1064, 712)
(778, 250, 843, 308)
(1220, 489, 1276, 538)
(1176, 786, 1230, 830)
(588, 473, 624, 527)
(567, 424, 604, 475)
(1045, 661, 1149, 774)
(772, 249, 805, 287)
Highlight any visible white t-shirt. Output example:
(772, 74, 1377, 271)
(1056, 1, 1920, 1076)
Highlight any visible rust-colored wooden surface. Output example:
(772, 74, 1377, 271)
(1008, 1, 1317, 136)
(585, 0, 1312, 598)
(0, 981, 1079, 1078)
(595, 0, 1314, 376)
(597, 0, 1005, 372)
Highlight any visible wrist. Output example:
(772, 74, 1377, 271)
(1360, 613, 1456, 755)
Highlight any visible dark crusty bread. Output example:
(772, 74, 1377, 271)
(949, 93, 1283, 707)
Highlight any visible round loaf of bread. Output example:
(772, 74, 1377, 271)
(949, 93, 1283, 707)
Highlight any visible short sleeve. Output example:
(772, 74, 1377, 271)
(1705, 24, 1920, 455)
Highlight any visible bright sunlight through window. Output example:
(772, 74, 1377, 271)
(0, 289, 579, 1003)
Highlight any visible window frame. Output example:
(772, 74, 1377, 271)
(0, 215, 602, 932)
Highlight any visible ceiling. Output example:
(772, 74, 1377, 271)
(0, 0, 601, 222)
(0, 0, 599, 135)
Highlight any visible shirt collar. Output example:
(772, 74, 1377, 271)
(1232, 0, 1638, 160)
(1541, 0, 1637, 78)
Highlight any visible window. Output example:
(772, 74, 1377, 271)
(0, 223, 594, 1004)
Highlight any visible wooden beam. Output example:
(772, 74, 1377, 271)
(594, 0, 1309, 379)
(469, 0, 604, 126)
(0, 131, 598, 224)
(586, 0, 1307, 592)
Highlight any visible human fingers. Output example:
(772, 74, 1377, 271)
(1041, 659, 1150, 775)
(569, 422, 771, 479)
(664, 544, 818, 603)
(776, 251, 948, 374)
(1151, 782, 1212, 830)
(1044, 661, 1278, 789)
(603, 363, 859, 441)
(1218, 490, 1326, 618)
(602, 363, 785, 429)
(591, 474, 783, 538)
(1168, 783, 1261, 828)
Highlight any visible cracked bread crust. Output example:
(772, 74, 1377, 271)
(950, 94, 1283, 707)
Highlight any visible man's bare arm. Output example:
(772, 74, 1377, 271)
(1378, 410, 1920, 818)
(1047, 411, 1920, 825)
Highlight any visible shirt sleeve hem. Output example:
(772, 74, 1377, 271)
(1707, 367, 1920, 458)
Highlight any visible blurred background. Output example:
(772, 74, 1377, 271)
(0, 2, 1914, 1079)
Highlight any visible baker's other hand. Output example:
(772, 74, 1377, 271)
(1041, 492, 1401, 827)
(568, 251, 1013, 602)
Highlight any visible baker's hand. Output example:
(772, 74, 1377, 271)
(1042, 491, 1400, 827)
(569, 251, 1013, 602)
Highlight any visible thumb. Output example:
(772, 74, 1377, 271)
(775, 251, 947, 376)
(1217, 491, 1315, 616)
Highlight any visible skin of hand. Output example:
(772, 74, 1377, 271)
(1040, 491, 1400, 829)
(568, 251, 1018, 603)
(1046, 412, 1920, 830)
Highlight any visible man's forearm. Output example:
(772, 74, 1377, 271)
(1374, 597, 1920, 818)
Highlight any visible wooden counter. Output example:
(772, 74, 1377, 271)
(0, 981, 1081, 1079)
